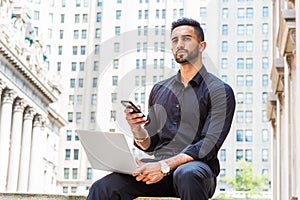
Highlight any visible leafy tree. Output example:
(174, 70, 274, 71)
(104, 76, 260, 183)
(221, 160, 269, 199)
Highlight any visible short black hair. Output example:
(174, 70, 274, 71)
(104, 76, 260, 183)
(171, 17, 205, 42)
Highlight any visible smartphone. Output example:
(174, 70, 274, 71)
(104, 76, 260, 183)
(121, 100, 145, 117)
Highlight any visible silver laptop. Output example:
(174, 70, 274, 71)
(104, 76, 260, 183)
(76, 130, 138, 174)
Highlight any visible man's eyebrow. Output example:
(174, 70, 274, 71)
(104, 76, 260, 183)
(171, 34, 192, 40)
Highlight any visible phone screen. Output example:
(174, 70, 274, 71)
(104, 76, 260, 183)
(121, 100, 145, 117)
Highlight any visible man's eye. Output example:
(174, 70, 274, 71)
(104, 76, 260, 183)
(183, 37, 190, 41)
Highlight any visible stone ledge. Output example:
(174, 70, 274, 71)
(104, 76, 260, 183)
(0, 193, 86, 200)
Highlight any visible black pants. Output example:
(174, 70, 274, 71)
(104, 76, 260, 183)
(87, 161, 216, 200)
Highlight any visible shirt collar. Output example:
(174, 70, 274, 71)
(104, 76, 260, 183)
(175, 65, 208, 87)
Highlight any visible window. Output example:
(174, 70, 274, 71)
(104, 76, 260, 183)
(57, 62, 61, 71)
(262, 57, 269, 69)
(71, 62, 77, 72)
(262, 40, 269, 51)
(95, 28, 101, 38)
(246, 8, 253, 18)
(94, 61, 99, 71)
(62, 0, 66, 7)
(58, 46, 62, 55)
(87, 168, 92, 180)
(262, 92, 268, 104)
(236, 149, 243, 161)
(222, 41, 228, 52)
(262, 6, 269, 17)
(72, 46, 78, 55)
(75, 14, 80, 23)
(95, 45, 100, 55)
(72, 168, 78, 179)
(236, 75, 244, 86)
(77, 95, 82, 105)
(262, 23, 269, 35)
(200, 7, 207, 17)
(91, 94, 97, 105)
(112, 76, 118, 86)
(262, 149, 269, 162)
(245, 75, 253, 86)
(237, 41, 244, 52)
(96, 12, 102, 22)
(63, 186, 68, 193)
(162, 9, 166, 19)
(68, 112, 73, 122)
(221, 75, 227, 83)
(76, 112, 81, 123)
(78, 78, 83, 88)
(262, 129, 269, 142)
(116, 10, 121, 19)
(220, 169, 226, 177)
(76, 0, 80, 7)
(237, 8, 245, 18)
(236, 111, 243, 123)
(222, 8, 229, 18)
(66, 130, 72, 141)
(114, 42, 120, 52)
(61, 14, 65, 23)
(113, 59, 119, 69)
(143, 42, 147, 52)
(111, 93, 117, 103)
(90, 112, 96, 123)
(138, 10, 142, 19)
(71, 186, 77, 193)
(245, 111, 253, 123)
(110, 110, 116, 121)
(245, 149, 253, 162)
(236, 92, 244, 104)
(237, 58, 244, 69)
(221, 58, 228, 69)
(246, 24, 253, 35)
(262, 74, 269, 86)
(135, 76, 139, 86)
(142, 59, 147, 69)
(75, 132, 79, 141)
(92, 78, 98, 88)
(245, 92, 253, 104)
(245, 129, 253, 142)
(59, 30, 64, 39)
(220, 149, 226, 161)
(74, 149, 79, 160)
(79, 62, 84, 71)
(70, 79, 75, 88)
(179, 8, 184, 17)
(97, 0, 102, 6)
(64, 168, 69, 179)
(236, 129, 243, 142)
(115, 26, 121, 36)
(246, 41, 253, 52)
(144, 10, 148, 19)
(65, 149, 70, 160)
(173, 9, 177, 19)
(141, 76, 146, 86)
(262, 110, 268, 122)
(237, 24, 244, 35)
(156, 9, 159, 19)
(222, 24, 228, 35)
(246, 58, 253, 69)
(34, 10, 40, 20)
(160, 59, 164, 69)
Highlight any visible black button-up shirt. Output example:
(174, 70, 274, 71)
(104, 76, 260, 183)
(136, 66, 235, 176)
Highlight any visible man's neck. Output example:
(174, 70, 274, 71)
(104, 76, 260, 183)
(180, 62, 202, 85)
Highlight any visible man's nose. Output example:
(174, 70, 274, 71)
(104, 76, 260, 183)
(176, 39, 184, 49)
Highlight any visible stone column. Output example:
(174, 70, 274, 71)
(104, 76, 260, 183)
(0, 80, 6, 131)
(7, 98, 26, 192)
(28, 114, 46, 193)
(18, 107, 35, 193)
(0, 89, 15, 192)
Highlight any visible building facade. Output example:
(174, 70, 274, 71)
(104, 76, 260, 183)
(268, 0, 300, 199)
(0, 0, 66, 194)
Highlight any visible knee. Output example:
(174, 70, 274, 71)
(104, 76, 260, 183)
(173, 165, 202, 184)
(87, 179, 109, 200)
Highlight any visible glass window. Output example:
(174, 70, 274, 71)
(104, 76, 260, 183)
(61, 14, 65, 23)
(262, 23, 269, 35)
(95, 45, 100, 54)
(156, 9, 160, 19)
(221, 58, 228, 69)
(245, 75, 253, 86)
(82, 30, 87, 39)
(245, 129, 253, 142)
(96, 12, 102, 22)
(138, 10, 142, 19)
(91, 94, 97, 105)
(236, 129, 243, 141)
(236, 92, 244, 104)
(246, 24, 253, 35)
(262, 40, 269, 51)
(220, 149, 226, 161)
(179, 8, 184, 17)
(115, 26, 121, 36)
(237, 8, 245, 18)
(246, 8, 253, 18)
(79, 62, 84, 71)
(75, 14, 80, 23)
(95, 28, 101, 38)
(141, 76, 146, 86)
(143, 42, 147, 52)
(245, 149, 253, 162)
(70, 79, 75, 88)
(236, 111, 244, 123)
(221, 75, 227, 83)
(245, 111, 253, 123)
(87, 168, 92, 180)
(57, 62, 61, 71)
(222, 24, 228, 35)
(262, 149, 269, 162)
(237, 41, 244, 52)
(236, 75, 244, 86)
(262, 129, 269, 142)
(113, 59, 119, 69)
(116, 10, 121, 20)
(93, 77, 98, 87)
(63, 186, 68, 193)
(114, 42, 120, 52)
(78, 78, 83, 88)
(94, 61, 99, 71)
(66, 130, 72, 141)
(59, 30, 64, 39)
(262, 57, 269, 69)
(142, 59, 147, 69)
(71, 62, 76, 71)
(160, 59, 164, 69)
(236, 149, 243, 161)
(237, 58, 244, 69)
(237, 24, 244, 35)
(222, 41, 228, 52)
(162, 9, 166, 19)
(64, 168, 69, 179)
(111, 93, 117, 103)
(220, 169, 226, 177)
(144, 10, 148, 19)
(72, 46, 78, 55)
(58, 46, 62, 55)
(69, 95, 74, 105)
(262, 74, 269, 86)
(245, 92, 253, 104)
(246, 41, 253, 52)
(77, 95, 82, 105)
(90, 112, 96, 123)
(262, 92, 268, 104)
(200, 7, 207, 17)
(246, 58, 253, 69)
(81, 46, 86, 55)
(76, 112, 81, 122)
(222, 8, 229, 18)
(76, 0, 80, 7)
(112, 76, 118, 86)
(72, 168, 78, 179)
(65, 149, 70, 160)
(82, 14, 88, 23)
(74, 149, 79, 160)
(110, 110, 116, 121)
(71, 186, 77, 193)
(262, 110, 268, 122)
(262, 6, 269, 17)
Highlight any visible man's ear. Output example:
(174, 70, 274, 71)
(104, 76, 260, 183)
(199, 41, 206, 52)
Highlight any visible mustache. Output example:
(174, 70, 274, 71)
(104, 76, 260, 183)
(176, 49, 188, 54)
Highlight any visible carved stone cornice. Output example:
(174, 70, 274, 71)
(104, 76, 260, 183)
(267, 92, 277, 122)
(276, 9, 296, 56)
(270, 58, 284, 94)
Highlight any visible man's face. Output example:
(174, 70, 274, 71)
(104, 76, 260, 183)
(171, 25, 201, 64)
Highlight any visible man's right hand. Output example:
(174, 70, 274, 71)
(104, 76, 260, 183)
(124, 107, 148, 136)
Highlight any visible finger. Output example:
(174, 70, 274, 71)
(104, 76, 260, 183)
(135, 158, 144, 167)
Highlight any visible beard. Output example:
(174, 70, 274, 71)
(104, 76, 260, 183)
(174, 45, 200, 64)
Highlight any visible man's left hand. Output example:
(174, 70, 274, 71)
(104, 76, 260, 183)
(132, 158, 165, 184)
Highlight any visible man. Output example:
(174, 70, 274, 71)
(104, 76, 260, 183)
(87, 17, 235, 200)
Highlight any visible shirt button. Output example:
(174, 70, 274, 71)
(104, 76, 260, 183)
(176, 104, 179, 108)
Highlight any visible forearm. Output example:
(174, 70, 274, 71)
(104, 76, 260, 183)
(133, 127, 151, 150)
(164, 153, 194, 171)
